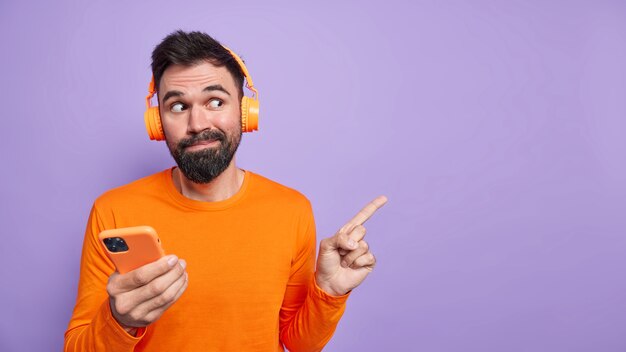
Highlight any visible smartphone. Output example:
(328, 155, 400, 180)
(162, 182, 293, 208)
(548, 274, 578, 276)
(99, 226, 165, 274)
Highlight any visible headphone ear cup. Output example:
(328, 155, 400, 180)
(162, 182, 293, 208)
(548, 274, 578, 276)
(144, 106, 165, 141)
(241, 96, 259, 133)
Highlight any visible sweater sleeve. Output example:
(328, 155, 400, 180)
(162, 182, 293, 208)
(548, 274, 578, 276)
(279, 202, 350, 352)
(64, 205, 147, 351)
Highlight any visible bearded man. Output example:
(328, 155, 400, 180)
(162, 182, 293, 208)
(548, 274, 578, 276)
(65, 30, 386, 352)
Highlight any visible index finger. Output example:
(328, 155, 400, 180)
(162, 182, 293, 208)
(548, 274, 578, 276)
(342, 195, 388, 231)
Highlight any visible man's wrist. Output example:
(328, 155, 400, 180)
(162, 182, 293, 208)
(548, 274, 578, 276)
(314, 274, 347, 296)
(109, 299, 140, 336)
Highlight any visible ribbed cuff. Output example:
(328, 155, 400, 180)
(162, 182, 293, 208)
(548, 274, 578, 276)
(100, 300, 147, 346)
(311, 275, 351, 305)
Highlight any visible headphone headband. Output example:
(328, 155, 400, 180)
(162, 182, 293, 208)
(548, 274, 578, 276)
(222, 46, 258, 100)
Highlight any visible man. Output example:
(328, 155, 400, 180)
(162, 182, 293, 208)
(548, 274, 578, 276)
(65, 30, 386, 351)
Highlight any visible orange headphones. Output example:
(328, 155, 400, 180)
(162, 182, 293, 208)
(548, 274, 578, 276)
(144, 46, 259, 141)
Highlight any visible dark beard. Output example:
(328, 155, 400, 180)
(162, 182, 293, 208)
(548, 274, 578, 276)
(167, 128, 241, 184)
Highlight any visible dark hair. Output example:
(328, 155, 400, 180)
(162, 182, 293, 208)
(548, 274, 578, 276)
(151, 30, 245, 98)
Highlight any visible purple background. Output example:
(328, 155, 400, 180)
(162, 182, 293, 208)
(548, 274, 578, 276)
(1, 0, 626, 351)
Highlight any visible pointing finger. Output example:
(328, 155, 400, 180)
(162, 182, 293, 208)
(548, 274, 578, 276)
(342, 195, 388, 232)
(347, 225, 367, 242)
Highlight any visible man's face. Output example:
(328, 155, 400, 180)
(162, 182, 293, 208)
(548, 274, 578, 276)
(158, 61, 242, 184)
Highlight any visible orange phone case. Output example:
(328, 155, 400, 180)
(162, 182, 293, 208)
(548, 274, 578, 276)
(98, 226, 165, 274)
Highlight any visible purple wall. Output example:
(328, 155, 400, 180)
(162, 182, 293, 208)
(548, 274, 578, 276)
(1, 0, 626, 351)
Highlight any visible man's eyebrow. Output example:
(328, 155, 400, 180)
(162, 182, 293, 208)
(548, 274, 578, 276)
(203, 84, 230, 96)
(162, 90, 183, 104)
(161, 85, 231, 104)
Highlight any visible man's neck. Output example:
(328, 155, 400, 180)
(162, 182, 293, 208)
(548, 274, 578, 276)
(172, 160, 245, 202)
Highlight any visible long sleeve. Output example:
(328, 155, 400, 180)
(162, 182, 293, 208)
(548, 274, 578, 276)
(279, 203, 350, 352)
(64, 205, 146, 351)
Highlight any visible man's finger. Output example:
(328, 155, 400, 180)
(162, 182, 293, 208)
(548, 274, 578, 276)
(320, 232, 358, 253)
(341, 240, 369, 268)
(347, 225, 366, 242)
(116, 255, 180, 291)
(133, 259, 186, 304)
(142, 273, 189, 324)
(349, 252, 376, 270)
(143, 268, 188, 312)
(342, 195, 388, 231)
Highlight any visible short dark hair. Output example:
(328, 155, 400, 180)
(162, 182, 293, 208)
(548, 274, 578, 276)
(151, 30, 245, 98)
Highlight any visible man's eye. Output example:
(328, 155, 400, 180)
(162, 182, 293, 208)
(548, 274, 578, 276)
(170, 103, 185, 113)
(208, 99, 223, 109)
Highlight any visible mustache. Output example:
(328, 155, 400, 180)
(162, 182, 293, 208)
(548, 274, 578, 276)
(177, 129, 225, 150)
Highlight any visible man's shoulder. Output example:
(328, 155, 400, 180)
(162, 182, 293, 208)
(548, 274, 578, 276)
(94, 169, 168, 208)
(248, 171, 311, 209)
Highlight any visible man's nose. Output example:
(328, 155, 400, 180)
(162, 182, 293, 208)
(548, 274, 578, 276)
(187, 105, 213, 134)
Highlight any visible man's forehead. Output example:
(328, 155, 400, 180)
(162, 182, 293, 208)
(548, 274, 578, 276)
(160, 62, 234, 90)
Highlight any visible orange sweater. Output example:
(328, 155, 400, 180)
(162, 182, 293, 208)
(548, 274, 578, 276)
(65, 168, 349, 351)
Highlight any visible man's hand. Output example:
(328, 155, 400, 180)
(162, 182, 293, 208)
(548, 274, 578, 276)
(315, 196, 388, 296)
(107, 255, 189, 334)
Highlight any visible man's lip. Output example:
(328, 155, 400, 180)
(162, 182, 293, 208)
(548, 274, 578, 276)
(186, 140, 219, 150)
